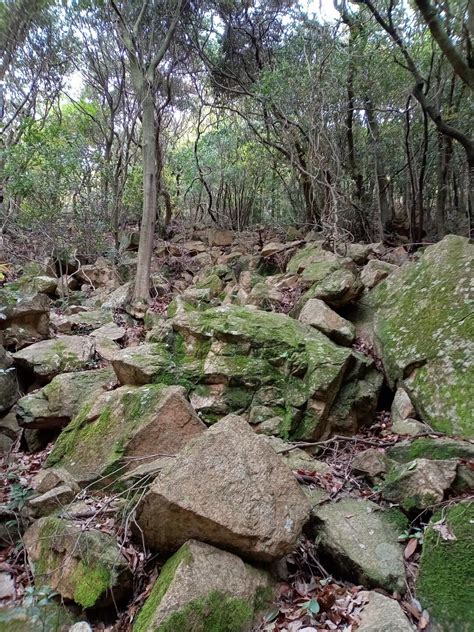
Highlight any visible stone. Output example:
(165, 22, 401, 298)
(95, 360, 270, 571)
(29, 484, 77, 516)
(100, 282, 132, 309)
(32, 467, 80, 494)
(133, 540, 274, 632)
(382, 458, 458, 511)
(261, 241, 286, 257)
(312, 498, 407, 592)
(286, 243, 342, 275)
(69, 624, 93, 632)
(308, 267, 364, 308)
(336, 242, 374, 265)
(173, 305, 351, 440)
(23, 516, 131, 608)
(12, 335, 96, 382)
(46, 384, 205, 485)
(91, 322, 125, 341)
(111, 343, 174, 385)
(416, 501, 473, 631)
(392, 418, 430, 435)
(0, 344, 18, 413)
(0, 572, 15, 599)
(0, 292, 50, 349)
(321, 352, 383, 438)
(118, 230, 140, 252)
(360, 259, 397, 289)
(368, 235, 474, 438)
(299, 298, 355, 346)
(54, 310, 113, 334)
(387, 436, 474, 463)
(0, 410, 20, 453)
(135, 415, 310, 561)
(76, 257, 119, 290)
(207, 228, 233, 247)
(384, 245, 409, 265)
(352, 448, 390, 479)
(56, 274, 79, 298)
(94, 336, 120, 361)
(357, 591, 415, 631)
(30, 275, 58, 295)
(260, 435, 331, 473)
(16, 367, 115, 429)
(0, 602, 74, 631)
(391, 388, 416, 425)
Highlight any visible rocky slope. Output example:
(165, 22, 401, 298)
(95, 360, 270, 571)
(0, 229, 472, 631)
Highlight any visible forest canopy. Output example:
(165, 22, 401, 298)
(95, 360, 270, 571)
(1, 0, 473, 300)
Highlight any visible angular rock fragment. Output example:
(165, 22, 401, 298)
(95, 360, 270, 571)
(0, 343, 18, 413)
(24, 516, 131, 608)
(135, 415, 310, 561)
(12, 335, 95, 382)
(47, 384, 205, 485)
(16, 367, 115, 429)
(360, 259, 397, 289)
(299, 298, 355, 346)
(0, 292, 50, 349)
(133, 540, 274, 632)
(357, 591, 415, 631)
(312, 498, 407, 592)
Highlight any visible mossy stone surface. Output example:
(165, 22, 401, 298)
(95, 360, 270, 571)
(133, 540, 274, 632)
(417, 501, 474, 631)
(368, 235, 474, 438)
(387, 437, 474, 463)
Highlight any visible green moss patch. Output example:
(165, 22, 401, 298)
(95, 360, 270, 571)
(417, 501, 474, 630)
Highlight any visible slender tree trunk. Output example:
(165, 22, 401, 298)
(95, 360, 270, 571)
(134, 92, 157, 302)
(365, 98, 390, 237)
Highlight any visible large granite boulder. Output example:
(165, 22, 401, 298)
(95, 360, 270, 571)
(12, 335, 96, 382)
(46, 384, 205, 485)
(417, 501, 473, 631)
(368, 235, 474, 438)
(133, 540, 274, 632)
(16, 367, 115, 429)
(172, 305, 351, 439)
(135, 415, 310, 562)
(24, 516, 131, 608)
(0, 292, 50, 349)
(312, 498, 407, 593)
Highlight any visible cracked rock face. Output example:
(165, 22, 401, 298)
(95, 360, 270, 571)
(135, 415, 310, 561)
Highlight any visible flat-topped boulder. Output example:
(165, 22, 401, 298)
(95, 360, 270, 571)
(368, 235, 474, 438)
(46, 384, 205, 485)
(133, 540, 274, 632)
(135, 415, 310, 561)
(12, 335, 96, 382)
(16, 367, 115, 429)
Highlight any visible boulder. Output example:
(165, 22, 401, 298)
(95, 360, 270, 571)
(0, 601, 74, 632)
(391, 388, 416, 425)
(111, 343, 176, 385)
(118, 229, 140, 252)
(0, 409, 20, 453)
(12, 335, 95, 382)
(0, 292, 50, 349)
(368, 235, 474, 438)
(336, 242, 374, 265)
(0, 344, 18, 413)
(29, 275, 58, 296)
(28, 484, 78, 517)
(357, 591, 415, 631)
(24, 516, 131, 608)
(16, 367, 115, 429)
(387, 436, 474, 463)
(91, 322, 125, 341)
(352, 448, 390, 479)
(312, 498, 407, 593)
(382, 458, 457, 511)
(299, 298, 355, 346)
(207, 228, 233, 247)
(132, 540, 274, 632)
(173, 305, 351, 440)
(46, 384, 205, 485)
(76, 257, 119, 290)
(417, 501, 473, 631)
(135, 415, 310, 561)
(53, 309, 113, 334)
(56, 274, 79, 298)
(360, 259, 397, 289)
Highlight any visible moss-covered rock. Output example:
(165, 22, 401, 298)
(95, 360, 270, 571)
(12, 335, 95, 382)
(46, 383, 205, 485)
(0, 292, 50, 349)
(23, 517, 131, 609)
(0, 344, 18, 414)
(387, 437, 474, 463)
(16, 366, 115, 429)
(0, 601, 74, 632)
(133, 539, 274, 632)
(368, 235, 474, 438)
(173, 305, 351, 439)
(417, 501, 474, 631)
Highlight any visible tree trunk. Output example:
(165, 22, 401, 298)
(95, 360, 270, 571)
(133, 92, 157, 303)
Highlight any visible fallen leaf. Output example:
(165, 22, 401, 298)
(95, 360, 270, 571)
(431, 521, 456, 541)
(404, 538, 418, 559)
